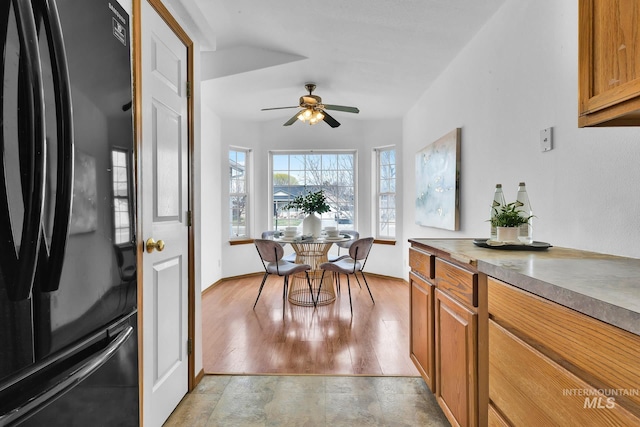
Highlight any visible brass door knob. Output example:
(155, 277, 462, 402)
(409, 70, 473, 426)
(146, 238, 165, 253)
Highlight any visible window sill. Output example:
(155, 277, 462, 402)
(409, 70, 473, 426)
(374, 239, 396, 245)
(229, 238, 254, 246)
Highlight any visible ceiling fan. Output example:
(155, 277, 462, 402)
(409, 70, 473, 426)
(261, 83, 359, 128)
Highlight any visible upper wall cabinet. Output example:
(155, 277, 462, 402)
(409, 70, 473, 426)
(578, 0, 640, 127)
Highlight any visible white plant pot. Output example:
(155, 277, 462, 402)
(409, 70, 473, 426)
(302, 213, 322, 237)
(496, 226, 518, 243)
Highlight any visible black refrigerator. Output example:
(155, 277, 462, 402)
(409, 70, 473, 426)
(1, 0, 138, 425)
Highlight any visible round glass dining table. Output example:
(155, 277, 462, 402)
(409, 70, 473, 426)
(273, 235, 352, 306)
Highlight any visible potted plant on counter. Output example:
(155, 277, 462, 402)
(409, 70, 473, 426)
(489, 202, 533, 242)
(283, 189, 331, 237)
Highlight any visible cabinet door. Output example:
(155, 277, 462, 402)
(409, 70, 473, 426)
(579, 0, 640, 126)
(409, 272, 434, 391)
(435, 289, 478, 427)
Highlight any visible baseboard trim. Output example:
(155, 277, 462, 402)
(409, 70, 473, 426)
(202, 272, 263, 295)
(202, 271, 405, 295)
(192, 368, 205, 390)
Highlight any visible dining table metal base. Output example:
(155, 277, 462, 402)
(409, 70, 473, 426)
(287, 241, 337, 306)
(288, 271, 336, 306)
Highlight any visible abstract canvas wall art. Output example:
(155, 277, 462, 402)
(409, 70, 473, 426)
(415, 128, 460, 230)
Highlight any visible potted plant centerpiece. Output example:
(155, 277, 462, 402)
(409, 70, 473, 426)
(283, 189, 331, 237)
(489, 202, 533, 243)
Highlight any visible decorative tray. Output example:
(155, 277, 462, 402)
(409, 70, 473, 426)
(473, 238, 552, 251)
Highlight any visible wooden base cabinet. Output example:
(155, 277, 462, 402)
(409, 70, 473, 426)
(435, 289, 478, 427)
(409, 272, 435, 391)
(488, 277, 640, 426)
(408, 241, 484, 427)
(408, 245, 436, 391)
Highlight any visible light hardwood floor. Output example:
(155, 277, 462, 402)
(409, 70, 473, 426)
(202, 273, 420, 376)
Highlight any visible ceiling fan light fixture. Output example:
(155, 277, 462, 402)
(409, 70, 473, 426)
(298, 107, 320, 123)
(265, 84, 358, 128)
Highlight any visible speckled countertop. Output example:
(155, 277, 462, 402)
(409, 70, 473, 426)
(409, 239, 640, 336)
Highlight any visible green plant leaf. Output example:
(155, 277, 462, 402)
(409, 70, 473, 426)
(489, 202, 533, 227)
(282, 189, 331, 215)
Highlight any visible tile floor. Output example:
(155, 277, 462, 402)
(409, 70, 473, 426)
(163, 375, 450, 426)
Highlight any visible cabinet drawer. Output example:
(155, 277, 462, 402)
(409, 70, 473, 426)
(488, 277, 640, 413)
(409, 247, 435, 280)
(489, 319, 640, 426)
(435, 258, 477, 308)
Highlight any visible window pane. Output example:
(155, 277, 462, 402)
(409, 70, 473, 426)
(272, 155, 289, 170)
(321, 154, 337, 169)
(380, 179, 389, 193)
(290, 155, 305, 170)
(235, 151, 245, 166)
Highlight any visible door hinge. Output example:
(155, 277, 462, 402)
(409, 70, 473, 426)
(187, 338, 193, 356)
(186, 81, 191, 98)
(187, 210, 192, 227)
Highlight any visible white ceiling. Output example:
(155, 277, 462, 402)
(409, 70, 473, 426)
(165, 0, 506, 125)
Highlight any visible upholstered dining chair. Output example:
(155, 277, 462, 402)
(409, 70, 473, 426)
(327, 230, 359, 262)
(261, 231, 297, 262)
(318, 237, 375, 315)
(253, 239, 315, 310)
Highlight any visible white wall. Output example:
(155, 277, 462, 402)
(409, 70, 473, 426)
(207, 114, 406, 279)
(403, 0, 640, 273)
(198, 102, 223, 289)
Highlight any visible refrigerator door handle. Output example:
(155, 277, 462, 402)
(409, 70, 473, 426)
(36, 0, 74, 292)
(0, 0, 14, 279)
(0, 325, 134, 426)
(0, 0, 47, 301)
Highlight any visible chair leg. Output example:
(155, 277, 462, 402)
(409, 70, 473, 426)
(253, 272, 269, 309)
(354, 272, 363, 289)
(281, 276, 289, 319)
(305, 271, 317, 307)
(361, 271, 375, 304)
(283, 276, 288, 306)
(317, 270, 326, 303)
(346, 274, 353, 316)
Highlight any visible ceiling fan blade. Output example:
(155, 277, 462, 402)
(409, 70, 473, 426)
(323, 104, 359, 114)
(283, 112, 300, 126)
(322, 111, 341, 128)
(261, 106, 299, 111)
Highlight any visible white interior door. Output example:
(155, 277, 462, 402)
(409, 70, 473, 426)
(141, 1, 189, 425)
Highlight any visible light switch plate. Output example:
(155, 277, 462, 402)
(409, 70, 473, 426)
(540, 127, 552, 152)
